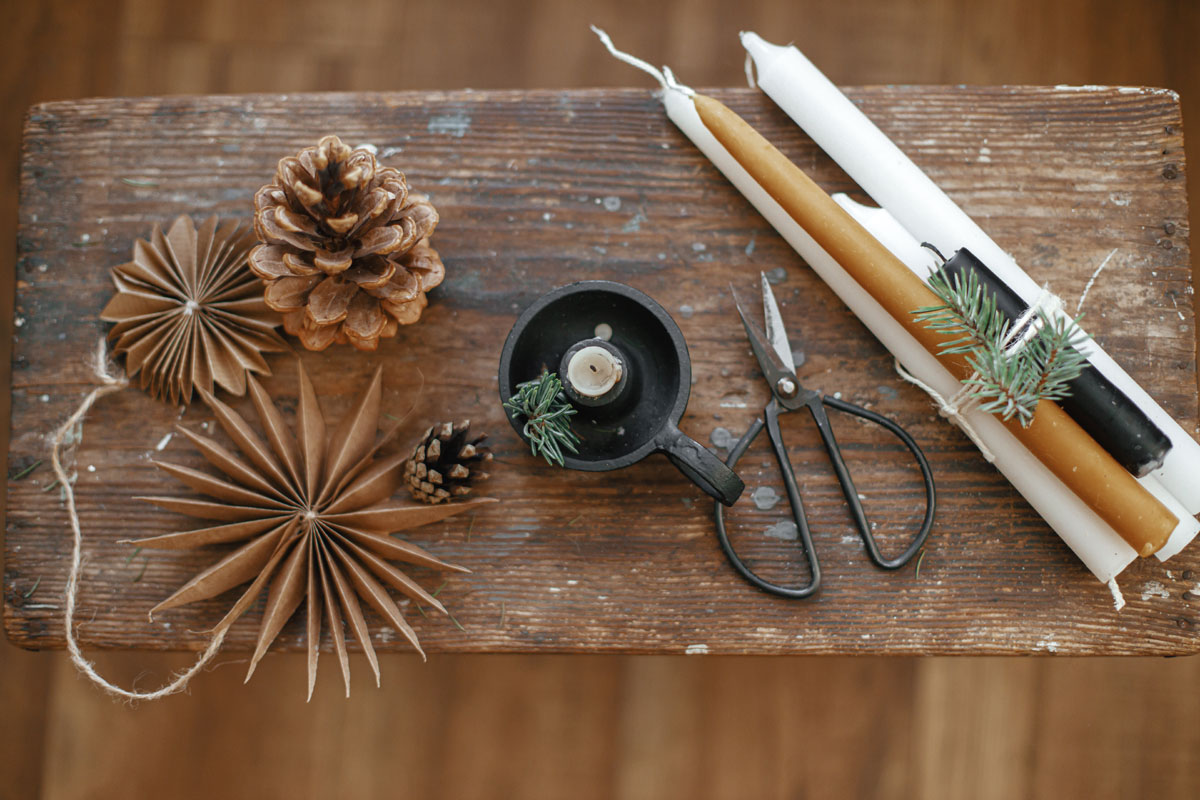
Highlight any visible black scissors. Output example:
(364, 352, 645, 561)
(714, 275, 936, 598)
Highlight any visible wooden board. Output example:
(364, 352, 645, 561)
(5, 87, 1197, 656)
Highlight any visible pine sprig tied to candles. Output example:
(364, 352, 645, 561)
(914, 266, 1091, 427)
(503, 370, 581, 466)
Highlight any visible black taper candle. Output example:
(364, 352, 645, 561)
(939, 248, 1171, 477)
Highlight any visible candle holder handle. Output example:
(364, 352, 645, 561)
(657, 423, 744, 506)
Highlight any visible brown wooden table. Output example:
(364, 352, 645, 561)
(6, 87, 1197, 656)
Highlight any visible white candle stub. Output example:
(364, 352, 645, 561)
(567, 346, 623, 398)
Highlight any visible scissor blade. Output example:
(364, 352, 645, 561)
(732, 284, 796, 391)
(761, 272, 795, 374)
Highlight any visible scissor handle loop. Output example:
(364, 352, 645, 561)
(714, 399, 822, 599)
(825, 393, 936, 568)
(817, 396, 936, 570)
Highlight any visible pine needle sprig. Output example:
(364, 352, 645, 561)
(1022, 312, 1092, 404)
(503, 369, 581, 466)
(913, 266, 1011, 355)
(963, 343, 1043, 426)
(914, 266, 1092, 427)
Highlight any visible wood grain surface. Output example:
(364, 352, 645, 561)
(6, 86, 1197, 656)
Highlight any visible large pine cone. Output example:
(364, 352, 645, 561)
(248, 135, 445, 351)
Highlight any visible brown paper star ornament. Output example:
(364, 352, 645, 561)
(132, 363, 494, 699)
(101, 215, 289, 404)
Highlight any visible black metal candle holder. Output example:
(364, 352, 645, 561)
(498, 280, 744, 506)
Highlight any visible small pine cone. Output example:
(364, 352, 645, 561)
(248, 134, 446, 352)
(404, 421, 493, 504)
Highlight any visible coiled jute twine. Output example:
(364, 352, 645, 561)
(50, 339, 228, 701)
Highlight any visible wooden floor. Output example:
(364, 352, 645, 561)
(2, 1, 1198, 797)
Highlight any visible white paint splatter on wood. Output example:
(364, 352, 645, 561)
(1141, 580, 1170, 601)
(427, 112, 471, 137)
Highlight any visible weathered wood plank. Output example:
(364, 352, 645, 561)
(5, 87, 1196, 655)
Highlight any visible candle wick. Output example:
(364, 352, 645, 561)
(660, 66, 695, 97)
(590, 25, 694, 97)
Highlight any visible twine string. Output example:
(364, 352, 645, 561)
(1001, 286, 1062, 355)
(52, 338, 227, 701)
(894, 360, 996, 462)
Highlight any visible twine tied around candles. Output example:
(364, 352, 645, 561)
(895, 286, 1065, 463)
(1001, 286, 1065, 355)
(51, 338, 229, 702)
(893, 360, 996, 461)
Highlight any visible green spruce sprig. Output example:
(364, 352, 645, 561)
(913, 266, 1092, 427)
(503, 369, 581, 466)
